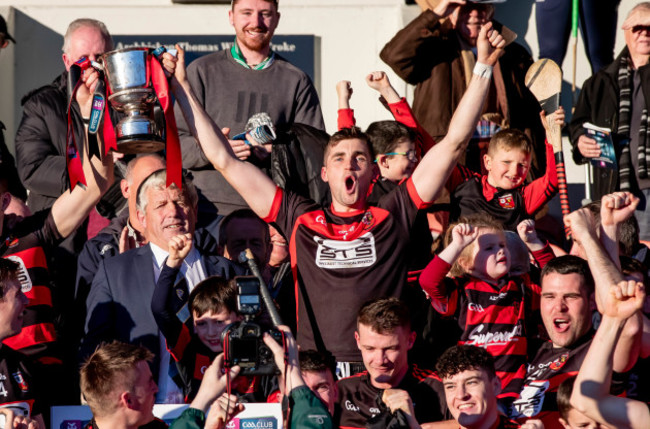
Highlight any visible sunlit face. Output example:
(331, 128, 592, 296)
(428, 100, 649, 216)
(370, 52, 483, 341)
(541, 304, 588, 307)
(461, 229, 510, 283)
(229, 0, 280, 53)
(321, 138, 375, 213)
(62, 25, 109, 71)
(378, 140, 418, 183)
(484, 148, 530, 190)
(457, 7, 491, 46)
(301, 369, 337, 415)
(193, 309, 242, 353)
(128, 361, 158, 425)
(560, 407, 610, 429)
(122, 160, 166, 234)
(355, 323, 414, 389)
(624, 13, 650, 60)
(0, 278, 28, 340)
(443, 369, 500, 429)
(541, 272, 592, 348)
(138, 186, 196, 250)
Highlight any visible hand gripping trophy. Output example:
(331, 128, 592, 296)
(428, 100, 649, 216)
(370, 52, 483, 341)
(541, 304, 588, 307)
(66, 46, 182, 189)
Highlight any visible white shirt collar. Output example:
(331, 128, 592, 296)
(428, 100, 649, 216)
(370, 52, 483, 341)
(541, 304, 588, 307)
(149, 241, 202, 272)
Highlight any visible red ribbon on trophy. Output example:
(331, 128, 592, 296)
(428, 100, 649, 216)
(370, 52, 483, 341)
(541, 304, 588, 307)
(66, 48, 183, 192)
(65, 57, 93, 190)
(150, 54, 183, 190)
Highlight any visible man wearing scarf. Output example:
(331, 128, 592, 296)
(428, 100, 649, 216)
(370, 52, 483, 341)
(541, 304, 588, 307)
(569, 2, 650, 239)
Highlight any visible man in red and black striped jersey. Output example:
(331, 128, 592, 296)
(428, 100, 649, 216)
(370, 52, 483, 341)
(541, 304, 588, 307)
(165, 25, 507, 367)
(0, 258, 45, 428)
(335, 298, 449, 429)
(511, 246, 642, 429)
(0, 69, 114, 405)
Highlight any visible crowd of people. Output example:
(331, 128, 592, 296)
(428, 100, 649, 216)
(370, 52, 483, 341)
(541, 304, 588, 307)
(0, 0, 649, 428)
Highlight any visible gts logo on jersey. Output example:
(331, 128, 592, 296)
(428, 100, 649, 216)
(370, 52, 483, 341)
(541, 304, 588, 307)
(313, 232, 377, 269)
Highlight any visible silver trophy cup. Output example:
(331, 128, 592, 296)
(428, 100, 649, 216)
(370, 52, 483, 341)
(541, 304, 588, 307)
(100, 47, 165, 153)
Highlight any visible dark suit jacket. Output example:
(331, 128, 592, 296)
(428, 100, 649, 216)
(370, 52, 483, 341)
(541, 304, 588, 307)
(80, 230, 243, 375)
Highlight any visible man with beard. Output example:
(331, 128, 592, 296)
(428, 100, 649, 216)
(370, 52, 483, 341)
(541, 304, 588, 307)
(174, 0, 325, 219)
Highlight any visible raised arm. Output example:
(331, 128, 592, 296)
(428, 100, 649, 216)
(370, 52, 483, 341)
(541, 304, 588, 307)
(410, 22, 504, 203)
(420, 223, 476, 314)
(336, 80, 356, 130)
(564, 206, 624, 310)
(163, 47, 277, 219)
(263, 326, 333, 429)
(522, 109, 563, 215)
(175, 354, 243, 429)
(599, 192, 640, 272)
(50, 67, 114, 237)
(151, 233, 193, 356)
(571, 280, 649, 429)
(564, 205, 643, 372)
(365, 71, 436, 154)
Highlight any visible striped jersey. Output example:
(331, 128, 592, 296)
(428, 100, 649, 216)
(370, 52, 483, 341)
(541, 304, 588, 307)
(418, 251, 552, 398)
(509, 334, 592, 429)
(447, 141, 558, 230)
(1, 211, 62, 364)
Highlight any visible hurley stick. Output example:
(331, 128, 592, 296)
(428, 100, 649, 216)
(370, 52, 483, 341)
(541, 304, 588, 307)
(525, 58, 571, 239)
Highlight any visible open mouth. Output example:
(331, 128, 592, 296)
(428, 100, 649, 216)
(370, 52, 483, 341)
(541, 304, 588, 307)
(345, 175, 356, 194)
(553, 318, 570, 332)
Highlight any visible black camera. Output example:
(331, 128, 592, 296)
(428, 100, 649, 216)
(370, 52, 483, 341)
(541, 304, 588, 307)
(221, 276, 284, 375)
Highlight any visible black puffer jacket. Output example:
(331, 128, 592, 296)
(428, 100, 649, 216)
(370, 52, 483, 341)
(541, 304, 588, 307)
(568, 47, 650, 200)
(15, 71, 124, 216)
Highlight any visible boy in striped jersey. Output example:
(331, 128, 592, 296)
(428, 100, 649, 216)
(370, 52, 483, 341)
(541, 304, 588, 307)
(419, 215, 554, 401)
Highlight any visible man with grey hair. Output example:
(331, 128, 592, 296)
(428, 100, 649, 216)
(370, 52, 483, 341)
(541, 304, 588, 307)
(16, 17, 116, 216)
(569, 2, 650, 239)
(81, 169, 242, 404)
(76, 155, 167, 302)
(72, 155, 167, 397)
(13, 16, 120, 404)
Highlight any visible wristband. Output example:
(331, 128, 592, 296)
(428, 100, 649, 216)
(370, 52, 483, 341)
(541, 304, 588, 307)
(473, 62, 493, 79)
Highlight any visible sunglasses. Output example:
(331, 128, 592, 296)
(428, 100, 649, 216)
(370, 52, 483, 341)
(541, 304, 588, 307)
(631, 25, 650, 33)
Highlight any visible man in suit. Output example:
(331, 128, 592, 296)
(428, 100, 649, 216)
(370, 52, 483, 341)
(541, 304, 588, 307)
(81, 169, 242, 404)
